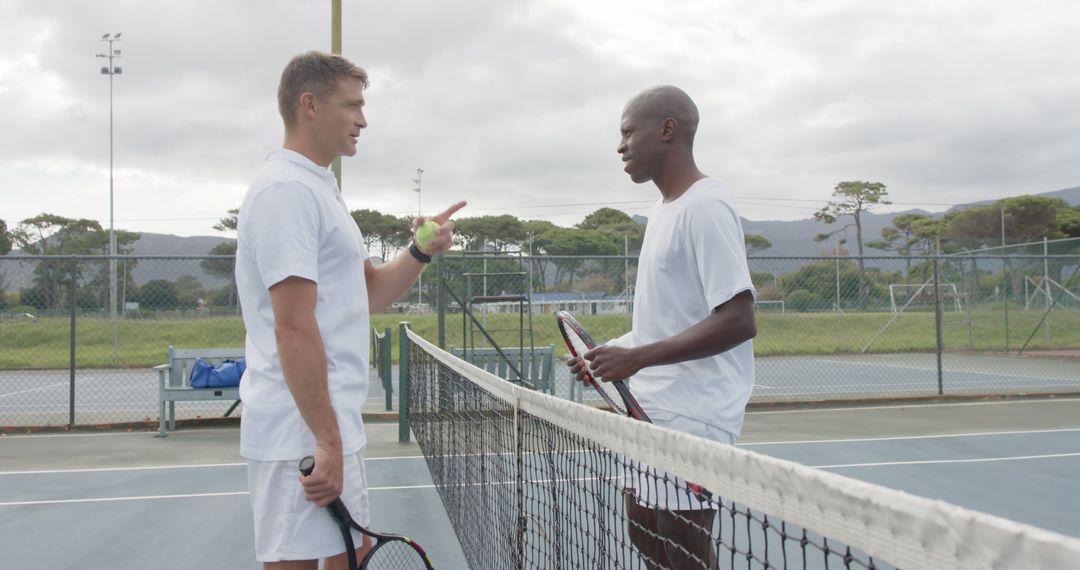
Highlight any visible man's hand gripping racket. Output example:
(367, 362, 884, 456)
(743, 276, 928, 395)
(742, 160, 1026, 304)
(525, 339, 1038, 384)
(555, 310, 711, 501)
(299, 456, 433, 570)
(556, 311, 650, 421)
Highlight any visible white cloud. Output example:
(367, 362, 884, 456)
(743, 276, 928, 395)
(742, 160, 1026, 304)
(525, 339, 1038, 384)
(1, 0, 1078, 238)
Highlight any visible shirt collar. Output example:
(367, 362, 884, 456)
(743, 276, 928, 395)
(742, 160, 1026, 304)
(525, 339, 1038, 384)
(267, 148, 337, 182)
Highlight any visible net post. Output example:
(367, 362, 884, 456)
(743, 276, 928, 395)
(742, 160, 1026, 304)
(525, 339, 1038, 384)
(383, 326, 393, 411)
(398, 321, 411, 442)
(513, 393, 525, 569)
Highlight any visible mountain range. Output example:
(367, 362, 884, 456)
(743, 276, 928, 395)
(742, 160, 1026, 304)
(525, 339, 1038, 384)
(739, 185, 1079, 258)
(3, 186, 1077, 290)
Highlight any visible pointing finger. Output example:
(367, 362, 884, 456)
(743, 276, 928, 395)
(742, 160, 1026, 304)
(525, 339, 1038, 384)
(433, 200, 467, 223)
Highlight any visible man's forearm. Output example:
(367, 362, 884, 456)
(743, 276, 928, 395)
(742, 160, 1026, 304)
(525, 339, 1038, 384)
(276, 322, 339, 448)
(366, 253, 426, 313)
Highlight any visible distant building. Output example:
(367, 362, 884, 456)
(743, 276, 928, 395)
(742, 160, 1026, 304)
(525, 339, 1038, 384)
(465, 291, 633, 315)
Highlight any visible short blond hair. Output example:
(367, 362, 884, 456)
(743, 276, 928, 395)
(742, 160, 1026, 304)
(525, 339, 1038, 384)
(277, 51, 369, 128)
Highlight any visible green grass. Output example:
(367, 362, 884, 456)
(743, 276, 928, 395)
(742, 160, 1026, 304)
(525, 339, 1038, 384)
(2, 308, 1077, 368)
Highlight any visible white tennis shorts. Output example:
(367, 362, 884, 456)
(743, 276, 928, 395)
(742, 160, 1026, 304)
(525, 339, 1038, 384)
(247, 449, 371, 562)
(627, 411, 735, 512)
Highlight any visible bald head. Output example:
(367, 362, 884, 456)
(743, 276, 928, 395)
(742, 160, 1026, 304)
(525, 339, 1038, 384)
(623, 85, 700, 145)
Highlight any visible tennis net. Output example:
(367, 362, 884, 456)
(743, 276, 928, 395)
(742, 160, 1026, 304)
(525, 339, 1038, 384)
(403, 327, 1080, 569)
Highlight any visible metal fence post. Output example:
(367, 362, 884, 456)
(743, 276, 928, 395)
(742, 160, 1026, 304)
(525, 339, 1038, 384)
(398, 321, 411, 443)
(436, 254, 445, 349)
(1004, 256, 1011, 351)
(933, 256, 944, 395)
(68, 258, 77, 426)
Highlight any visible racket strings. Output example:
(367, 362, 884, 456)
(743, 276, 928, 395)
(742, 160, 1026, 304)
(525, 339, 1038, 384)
(363, 540, 431, 569)
(565, 325, 631, 416)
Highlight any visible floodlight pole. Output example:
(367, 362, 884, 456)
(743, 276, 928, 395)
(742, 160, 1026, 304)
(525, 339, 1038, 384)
(331, 0, 342, 188)
(414, 168, 424, 303)
(97, 33, 122, 365)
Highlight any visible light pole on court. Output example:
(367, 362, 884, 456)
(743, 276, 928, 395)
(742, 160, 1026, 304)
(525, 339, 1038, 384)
(331, 0, 342, 188)
(97, 33, 122, 364)
(414, 168, 423, 303)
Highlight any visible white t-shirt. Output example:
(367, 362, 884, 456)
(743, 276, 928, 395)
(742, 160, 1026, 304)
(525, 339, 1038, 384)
(235, 149, 371, 461)
(624, 178, 756, 438)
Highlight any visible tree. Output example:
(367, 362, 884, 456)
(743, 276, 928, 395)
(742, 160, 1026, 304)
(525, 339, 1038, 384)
(0, 219, 10, 309)
(781, 259, 891, 311)
(814, 181, 892, 308)
(0, 219, 10, 255)
(351, 209, 411, 260)
(866, 213, 941, 278)
(11, 214, 140, 310)
(174, 274, 206, 309)
(214, 209, 239, 232)
(537, 228, 618, 288)
(943, 196, 1067, 249)
(576, 207, 645, 253)
(139, 279, 179, 309)
(1059, 205, 1080, 239)
(521, 219, 560, 291)
(744, 233, 772, 256)
(203, 209, 246, 309)
(453, 215, 527, 251)
(942, 196, 1070, 290)
(201, 241, 238, 308)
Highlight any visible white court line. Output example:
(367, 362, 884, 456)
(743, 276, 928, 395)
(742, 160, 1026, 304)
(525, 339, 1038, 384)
(3, 452, 1078, 508)
(747, 397, 1080, 415)
(0, 379, 88, 400)
(811, 358, 1077, 382)
(0, 482, 437, 507)
(753, 379, 1080, 392)
(0, 491, 250, 507)
(816, 452, 1080, 469)
(0, 428, 240, 439)
(741, 427, 1080, 446)
(4, 428, 1079, 476)
(0, 455, 421, 476)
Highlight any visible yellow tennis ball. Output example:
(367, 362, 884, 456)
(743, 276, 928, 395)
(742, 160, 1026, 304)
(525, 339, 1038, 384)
(415, 221, 439, 250)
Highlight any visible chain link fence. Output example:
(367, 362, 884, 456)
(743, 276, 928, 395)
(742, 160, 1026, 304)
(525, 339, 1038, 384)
(2, 252, 1078, 428)
(0, 255, 241, 429)
(430, 251, 1079, 405)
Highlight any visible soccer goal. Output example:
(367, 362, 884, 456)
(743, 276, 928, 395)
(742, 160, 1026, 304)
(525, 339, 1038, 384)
(754, 300, 786, 313)
(888, 282, 963, 313)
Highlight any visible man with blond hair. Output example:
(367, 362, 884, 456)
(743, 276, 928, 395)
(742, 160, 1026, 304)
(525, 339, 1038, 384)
(236, 51, 465, 569)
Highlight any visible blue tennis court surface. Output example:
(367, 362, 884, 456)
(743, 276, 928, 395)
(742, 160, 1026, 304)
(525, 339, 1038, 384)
(1, 398, 1078, 569)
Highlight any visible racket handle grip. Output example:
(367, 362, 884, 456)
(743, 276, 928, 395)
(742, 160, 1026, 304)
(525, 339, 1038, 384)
(297, 455, 353, 526)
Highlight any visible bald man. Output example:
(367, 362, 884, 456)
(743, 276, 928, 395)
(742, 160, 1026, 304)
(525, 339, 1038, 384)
(569, 85, 758, 568)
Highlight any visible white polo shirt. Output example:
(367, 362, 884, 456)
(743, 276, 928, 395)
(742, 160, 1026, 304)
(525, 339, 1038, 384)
(625, 178, 756, 438)
(235, 149, 370, 461)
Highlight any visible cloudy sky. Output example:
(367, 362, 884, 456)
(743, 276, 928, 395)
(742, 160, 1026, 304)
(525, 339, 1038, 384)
(2, 0, 1078, 238)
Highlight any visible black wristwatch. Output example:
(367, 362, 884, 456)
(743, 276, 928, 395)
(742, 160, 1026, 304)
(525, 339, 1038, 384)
(409, 243, 432, 264)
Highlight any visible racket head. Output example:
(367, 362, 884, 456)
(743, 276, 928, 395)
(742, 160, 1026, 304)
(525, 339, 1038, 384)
(361, 534, 434, 569)
(555, 311, 630, 416)
(298, 456, 434, 569)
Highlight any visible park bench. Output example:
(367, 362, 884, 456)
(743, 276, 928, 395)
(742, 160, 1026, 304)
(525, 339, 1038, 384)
(154, 346, 244, 437)
(450, 346, 555, 394)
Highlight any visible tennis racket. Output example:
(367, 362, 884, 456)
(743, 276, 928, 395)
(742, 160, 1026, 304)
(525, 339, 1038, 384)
(555, 310, 711, 500)
(556, 310, 650, 421)
(298, 456, 434, 570)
